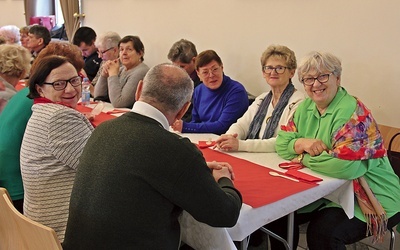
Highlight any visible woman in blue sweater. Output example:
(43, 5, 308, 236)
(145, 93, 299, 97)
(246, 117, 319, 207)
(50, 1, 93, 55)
(172, 50, 248, 135)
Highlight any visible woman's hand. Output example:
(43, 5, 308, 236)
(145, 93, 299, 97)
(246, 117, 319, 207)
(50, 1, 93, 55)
(100, 63, 109, 77)
(107, 59, 120, 76)
(171, 119, 183, 132)
(295, 138, 328, 156)
(215, 133, 239, 151)
(207, 161, 235, 181)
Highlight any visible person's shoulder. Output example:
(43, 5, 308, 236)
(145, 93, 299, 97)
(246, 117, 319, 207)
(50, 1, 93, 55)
(255, 92, 268, 100)
(291, 89, 306, 100)
(136, 62, 150, 72)
(128, 63, 149, 77)
(296, 96, 314, 111)
(166, 132, 203, 156)
(34, 103, 84, 119)
(223, 75, 247, 93)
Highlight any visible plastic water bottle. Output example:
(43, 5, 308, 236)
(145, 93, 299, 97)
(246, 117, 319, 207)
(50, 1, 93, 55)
(81, 77, 91, 106)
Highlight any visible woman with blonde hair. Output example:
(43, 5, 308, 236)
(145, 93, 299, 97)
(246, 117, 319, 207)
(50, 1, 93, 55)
(0, 44, 31, 113)
(216, 45, 305, 152)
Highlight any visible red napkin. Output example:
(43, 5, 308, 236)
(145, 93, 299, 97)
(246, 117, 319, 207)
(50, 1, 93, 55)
(198, 141, 216, 149)
(279, 161, 304, 170)
(285, 169, 323, 183)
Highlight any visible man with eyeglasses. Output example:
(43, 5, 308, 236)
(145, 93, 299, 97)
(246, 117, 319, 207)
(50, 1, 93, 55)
(73, 26, 102, 82)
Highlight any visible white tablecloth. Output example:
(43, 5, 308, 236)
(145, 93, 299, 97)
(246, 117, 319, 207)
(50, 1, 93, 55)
(179, 133, 354, 250)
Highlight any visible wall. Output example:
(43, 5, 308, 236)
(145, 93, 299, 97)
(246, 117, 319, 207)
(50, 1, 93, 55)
(0, 0, 25, 27)
(1, 0, 399, 127)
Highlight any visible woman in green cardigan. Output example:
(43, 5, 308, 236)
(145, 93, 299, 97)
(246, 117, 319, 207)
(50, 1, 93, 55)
(276, 51, 400, 249)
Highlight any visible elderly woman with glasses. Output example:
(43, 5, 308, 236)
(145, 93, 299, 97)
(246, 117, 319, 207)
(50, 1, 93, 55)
(90, 31, 121, 94)
(20, 56, 94, 242)
(215, 45, 305, 152)
(275, 51, 400, 249)
(171, 49, 248, 135)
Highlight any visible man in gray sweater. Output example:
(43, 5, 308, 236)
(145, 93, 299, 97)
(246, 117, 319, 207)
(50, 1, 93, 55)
(63, 63, 242, 250)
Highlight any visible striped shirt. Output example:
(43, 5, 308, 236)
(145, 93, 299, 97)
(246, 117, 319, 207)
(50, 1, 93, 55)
(20, 103, 94, 242)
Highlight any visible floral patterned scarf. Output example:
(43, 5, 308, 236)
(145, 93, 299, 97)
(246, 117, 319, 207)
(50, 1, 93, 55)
(331, 98, 387, 243)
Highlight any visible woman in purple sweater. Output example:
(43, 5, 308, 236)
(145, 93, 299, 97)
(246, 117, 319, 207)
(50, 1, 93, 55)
(172, 50, 248, 135)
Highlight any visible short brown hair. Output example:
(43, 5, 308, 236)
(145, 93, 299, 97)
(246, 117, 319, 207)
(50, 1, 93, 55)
(28, 56, 74, 99)
(195, 50, 222, 70)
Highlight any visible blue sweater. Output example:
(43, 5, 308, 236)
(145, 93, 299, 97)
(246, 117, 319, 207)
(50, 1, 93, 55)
(183, 75, 248, 135)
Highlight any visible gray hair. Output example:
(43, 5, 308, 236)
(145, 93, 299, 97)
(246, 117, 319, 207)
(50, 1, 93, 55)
(95, 31, 121, 49)
(141, 63, 194, 113)
(0, 25, 21, 44)
(297, 51, 342, 81)
(167, 39, 197, 64)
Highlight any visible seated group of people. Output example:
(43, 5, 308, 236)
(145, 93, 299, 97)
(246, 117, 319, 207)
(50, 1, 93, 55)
(0, 24, 399, 250)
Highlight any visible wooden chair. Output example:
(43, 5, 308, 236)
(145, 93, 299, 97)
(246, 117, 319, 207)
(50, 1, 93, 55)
(0, 187, 62, 250)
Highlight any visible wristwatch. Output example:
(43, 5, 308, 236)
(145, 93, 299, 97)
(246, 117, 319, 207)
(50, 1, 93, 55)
(297, 153, 304, 163)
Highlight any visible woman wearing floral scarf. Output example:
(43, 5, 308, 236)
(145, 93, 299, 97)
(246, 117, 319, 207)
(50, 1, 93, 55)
(276, 51, 400, 249)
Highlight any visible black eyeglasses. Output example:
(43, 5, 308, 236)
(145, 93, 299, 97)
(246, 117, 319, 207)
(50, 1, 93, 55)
(301, 73, 333, 86)
(98, 47, 114, 55)
(43, 76, 82, 91)
(262, 66, 288, 74)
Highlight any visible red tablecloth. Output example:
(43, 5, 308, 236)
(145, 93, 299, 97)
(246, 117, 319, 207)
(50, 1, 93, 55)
(75, 104, 117, 127)
(15, 80, 27, 91)
(200, 148, 318, 208)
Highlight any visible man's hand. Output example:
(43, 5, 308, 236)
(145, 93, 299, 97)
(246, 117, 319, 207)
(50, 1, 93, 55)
(207, 161, 235, 181)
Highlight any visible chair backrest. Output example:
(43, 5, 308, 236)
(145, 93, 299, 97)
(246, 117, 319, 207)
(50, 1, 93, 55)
(0, 188, 62, 250)
(388, 132, 400, 178)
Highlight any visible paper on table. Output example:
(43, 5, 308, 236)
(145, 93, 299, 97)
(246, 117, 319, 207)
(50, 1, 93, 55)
(106, 109, 129, 115)
(91, 102, 105, 116)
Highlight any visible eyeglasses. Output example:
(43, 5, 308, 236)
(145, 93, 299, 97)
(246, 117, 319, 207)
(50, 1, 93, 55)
(98, 47, 114, 55)
(43, 76, 82, 91)
(262, 66, 288, 74)
(301, 73, 333, 86)
(199, 66, 221, 77)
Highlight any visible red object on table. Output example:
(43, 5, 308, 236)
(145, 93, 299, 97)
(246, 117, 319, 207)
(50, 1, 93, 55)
(198, 140, 217, 149)
(199, 148, 318, 208)
(75, 104, 117, 127)
(15, 81, 26, 91)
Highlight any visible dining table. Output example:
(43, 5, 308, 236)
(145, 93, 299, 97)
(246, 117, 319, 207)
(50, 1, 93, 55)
(69, 101, 354, 250)
(178, 133, 354, 250)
